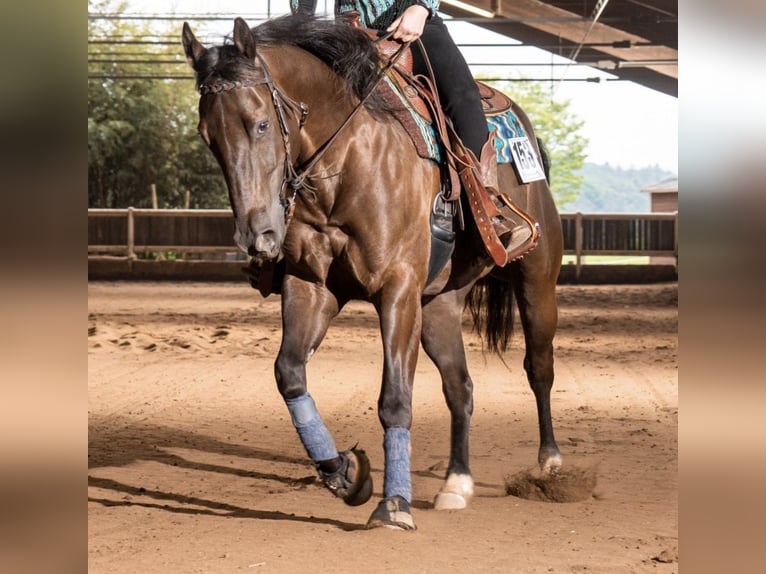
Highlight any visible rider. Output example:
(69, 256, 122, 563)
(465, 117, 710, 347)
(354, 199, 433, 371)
(290, 0, 537, 261)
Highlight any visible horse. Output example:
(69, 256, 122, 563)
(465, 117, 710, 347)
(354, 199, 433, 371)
(182, 14, 563, 531)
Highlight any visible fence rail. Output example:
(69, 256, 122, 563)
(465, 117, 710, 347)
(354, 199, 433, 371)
(88, 208, 240, 258)
(88, 209, 678, 280)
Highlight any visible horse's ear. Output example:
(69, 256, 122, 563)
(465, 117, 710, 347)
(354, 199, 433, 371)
(182, 22, 206, 68)
(232, 17, 256, 60)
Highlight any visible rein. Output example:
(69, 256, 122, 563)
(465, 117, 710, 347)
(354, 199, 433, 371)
(285, 33, 411, 195)
(198, 34, 410, 225)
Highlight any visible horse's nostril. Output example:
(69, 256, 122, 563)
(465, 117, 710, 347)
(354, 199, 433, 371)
(245, 231, 279, 259)
(254, 232, 276, 254)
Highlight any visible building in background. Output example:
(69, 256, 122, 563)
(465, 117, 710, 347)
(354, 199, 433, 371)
(642, 176, 677, 265)
(642, 176, 678, 213)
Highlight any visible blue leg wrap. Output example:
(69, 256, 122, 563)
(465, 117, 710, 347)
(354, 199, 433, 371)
(383, 427, 412, 502)
(285, 393, 338, 462)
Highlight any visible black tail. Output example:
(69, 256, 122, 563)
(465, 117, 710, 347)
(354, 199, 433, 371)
(466, 274, 516, 354)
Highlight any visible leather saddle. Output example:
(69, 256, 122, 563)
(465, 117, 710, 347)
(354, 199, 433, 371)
(346, 13, 513, 183)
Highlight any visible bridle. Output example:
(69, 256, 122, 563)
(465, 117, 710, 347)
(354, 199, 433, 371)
(199, 57, 308, 224)
(198, 38, 409, 225)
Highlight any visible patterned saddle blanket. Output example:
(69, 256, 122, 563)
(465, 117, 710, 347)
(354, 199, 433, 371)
(378, 75, 536, 167)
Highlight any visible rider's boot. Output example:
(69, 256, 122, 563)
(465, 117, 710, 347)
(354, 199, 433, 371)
(459, 132, 540, 266)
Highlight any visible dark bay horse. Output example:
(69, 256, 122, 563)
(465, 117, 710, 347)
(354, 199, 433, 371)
(182, 15, 563, 531)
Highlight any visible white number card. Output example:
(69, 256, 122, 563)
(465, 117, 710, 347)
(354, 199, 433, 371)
(509, 137, 546, 183)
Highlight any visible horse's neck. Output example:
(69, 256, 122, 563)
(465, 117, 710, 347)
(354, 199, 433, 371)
(260, 45, 359, 132)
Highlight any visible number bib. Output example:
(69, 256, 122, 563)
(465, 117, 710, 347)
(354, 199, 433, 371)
(508, 137, 546, 183)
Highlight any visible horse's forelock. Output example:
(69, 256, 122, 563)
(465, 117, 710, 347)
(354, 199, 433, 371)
(195, 44, 261, 91)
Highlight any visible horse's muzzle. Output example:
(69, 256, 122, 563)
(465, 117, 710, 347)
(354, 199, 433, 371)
(233, 205, 285, 262)
(245, 229, 281, 261)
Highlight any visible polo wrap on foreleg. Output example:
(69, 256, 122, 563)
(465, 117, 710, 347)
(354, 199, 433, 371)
(285, 393, 338, 462)
(383, 427, 412, 502)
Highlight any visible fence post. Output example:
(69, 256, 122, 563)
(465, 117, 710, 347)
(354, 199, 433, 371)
(127, 207, 136, 272)
(673, 210, 678, 271)
(575, 211, 583, 281)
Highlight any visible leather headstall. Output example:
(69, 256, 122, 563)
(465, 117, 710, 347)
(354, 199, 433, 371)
(198, 58, 309, 226)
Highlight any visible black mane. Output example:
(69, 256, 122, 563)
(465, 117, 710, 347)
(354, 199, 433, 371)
(195, 15, 391, 113)
(253, 15, 386, 101)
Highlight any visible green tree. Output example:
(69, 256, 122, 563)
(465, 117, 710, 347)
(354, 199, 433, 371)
(569, 163, 674, 213)
(88, 0, 227, 208)
(492, 80, 588, 209)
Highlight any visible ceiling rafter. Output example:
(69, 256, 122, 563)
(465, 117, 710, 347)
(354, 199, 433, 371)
(440, 0, 678, 96)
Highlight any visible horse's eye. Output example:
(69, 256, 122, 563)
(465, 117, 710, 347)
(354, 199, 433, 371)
(256, 120, 269, 135)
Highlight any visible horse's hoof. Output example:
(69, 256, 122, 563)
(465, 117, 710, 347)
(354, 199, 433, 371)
(365, 496, 416, 531)
(433, 492, 467, 510)
(433, 473, 474, 510)
(540, 452, 563, 476)
(319, 446, 373, 506)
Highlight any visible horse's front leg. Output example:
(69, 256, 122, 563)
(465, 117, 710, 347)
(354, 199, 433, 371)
(275, 277, 373, 506)
(421, 288, 476, 510)
(365, 275, 423, 531)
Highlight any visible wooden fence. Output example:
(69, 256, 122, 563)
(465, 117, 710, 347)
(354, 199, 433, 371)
(88, 208, 678, 282)
(88, 208, 239, 257)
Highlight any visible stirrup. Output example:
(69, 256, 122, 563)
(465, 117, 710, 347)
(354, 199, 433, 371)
(460, 160, 540, 265)
(493, 193, 540, 262)
(317, 446, 373, 506)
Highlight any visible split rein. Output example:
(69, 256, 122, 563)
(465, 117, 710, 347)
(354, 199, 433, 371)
(197, 32, 410, 225)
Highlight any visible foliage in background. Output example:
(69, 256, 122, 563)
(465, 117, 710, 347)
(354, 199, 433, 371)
(88, 4, 589, 211)
(492, 81, 588, 209)
(88, 0, 227, 208)
(568, 163, 675, 213)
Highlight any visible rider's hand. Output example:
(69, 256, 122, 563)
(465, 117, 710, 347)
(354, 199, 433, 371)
(386, 5, 429, 42)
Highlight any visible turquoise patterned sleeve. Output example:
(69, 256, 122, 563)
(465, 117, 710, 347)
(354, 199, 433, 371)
(335, 2, 441, 29)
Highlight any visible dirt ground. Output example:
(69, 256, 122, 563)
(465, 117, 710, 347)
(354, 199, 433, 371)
(88, 281, 678, 574)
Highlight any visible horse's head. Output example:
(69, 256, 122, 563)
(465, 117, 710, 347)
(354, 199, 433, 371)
(182, 18, 293, 262)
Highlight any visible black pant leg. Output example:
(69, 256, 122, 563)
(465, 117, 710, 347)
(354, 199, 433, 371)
(411, 16, 488, 158)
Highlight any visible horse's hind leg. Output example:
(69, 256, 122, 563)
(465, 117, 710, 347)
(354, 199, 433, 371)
(511, 266, 562, 475)
(421, 289, 475, 509)
(275, 278, 372, 506)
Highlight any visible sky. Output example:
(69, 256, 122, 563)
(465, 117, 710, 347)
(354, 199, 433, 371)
(123, 0, 678, 174)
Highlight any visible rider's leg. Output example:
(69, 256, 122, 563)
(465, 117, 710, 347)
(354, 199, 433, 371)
(411, 17, 487, 157)
(412, 16, 537, 262)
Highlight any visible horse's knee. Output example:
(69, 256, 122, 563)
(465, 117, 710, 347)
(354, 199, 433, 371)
(378, 402, 413, 430)
(274, 353, 307, 399)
